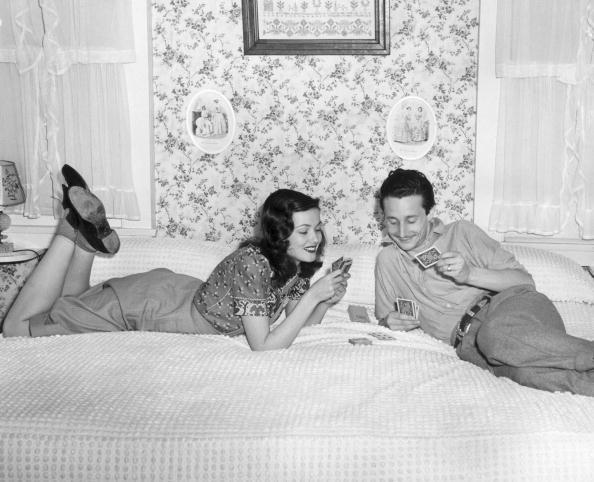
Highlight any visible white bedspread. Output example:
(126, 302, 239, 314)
(1, 318, 594, 481)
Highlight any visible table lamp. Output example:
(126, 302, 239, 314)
(0, 160, 26, 254)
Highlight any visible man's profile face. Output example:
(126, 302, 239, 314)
(383, 195, 430, 252)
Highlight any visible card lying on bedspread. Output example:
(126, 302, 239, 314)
(1, 323, 594, 481)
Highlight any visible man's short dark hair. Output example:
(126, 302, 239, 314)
(379, 168, 436, 214)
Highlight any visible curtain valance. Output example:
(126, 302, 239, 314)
(0, 0, 135, 68)
(495, 0, 584, 80)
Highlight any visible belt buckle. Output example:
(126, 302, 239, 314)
(456, 316, 472, 341)
(454, 296, 490, 348)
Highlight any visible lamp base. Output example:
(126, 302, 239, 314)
(0, 242, 14, 253)
(0, 242, 14, 255)
(0, 211, 13, 255)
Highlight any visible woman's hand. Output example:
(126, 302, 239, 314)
(309, 270, 349, 304)
(380, 311, 420, 332)
(323, 272, 350, 305)
(435, 251, 470, 284)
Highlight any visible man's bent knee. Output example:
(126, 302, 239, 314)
(475, 321, 507, 366)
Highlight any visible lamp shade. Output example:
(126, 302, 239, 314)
(0, 160, 25, 207)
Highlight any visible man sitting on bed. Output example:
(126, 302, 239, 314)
(374, 168, 594, 397)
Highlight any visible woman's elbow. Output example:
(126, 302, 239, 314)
(249, 344, 286, 352)
(247, 338, 287, 351)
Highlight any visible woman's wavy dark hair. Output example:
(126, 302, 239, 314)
(379, 168, 436, 214)
(241, 189, 325, 287)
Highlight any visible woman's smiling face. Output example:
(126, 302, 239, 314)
(286, 208, 323, 263)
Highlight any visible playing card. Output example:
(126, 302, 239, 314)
(368, 331, 396, 341)
(331, 256, 344, 272)
(348, 337, 372, 345)
(415, 246, 441, 269)
(347, 305, 371, 323)
(395, 298, 418, 319)
(340, 258, 353, 274)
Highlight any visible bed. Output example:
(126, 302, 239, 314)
(1, 237, 594, 481)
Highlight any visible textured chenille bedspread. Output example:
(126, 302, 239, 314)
(1, 237, 594, 481)
(1, 318, 594, 481)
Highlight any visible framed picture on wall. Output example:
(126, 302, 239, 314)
(186, 89, 236, 155)
(242, 0, 390, 55)
(386, 96, 437, 160)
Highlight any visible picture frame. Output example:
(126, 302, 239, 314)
(386, 96, 437, 161)
(242, 0, 390, 55)
(186, 89, 236, 155)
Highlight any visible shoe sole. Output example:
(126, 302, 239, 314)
(68, 187, 120, 254)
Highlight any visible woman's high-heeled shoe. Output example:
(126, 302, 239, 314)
(61, 164, 88, 219)
(60, 164, 120, 254)
(62, 164, 88, 190)
(65, 189, 120, 255)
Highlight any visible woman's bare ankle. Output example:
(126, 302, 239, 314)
(56, 213, 97, 253)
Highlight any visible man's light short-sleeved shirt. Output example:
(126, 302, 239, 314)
(374, 219, 530, 343)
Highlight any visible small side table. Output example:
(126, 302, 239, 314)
(0, 249, 44, 324)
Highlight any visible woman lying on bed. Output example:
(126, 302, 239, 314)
(2, 165, 348, 350)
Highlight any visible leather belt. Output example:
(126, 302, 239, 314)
(453, 295, 491, 349)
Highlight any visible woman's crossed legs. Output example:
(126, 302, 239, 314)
(1, 165, 119, 337)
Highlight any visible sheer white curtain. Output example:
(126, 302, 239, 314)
(490, 0, 594, 239)
(0, 0, 140, 220)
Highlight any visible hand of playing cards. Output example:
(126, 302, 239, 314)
(310, 256, 351, 305)
(331, 256, 353, 274)
(379, 296, 420, 332)
(395, 297, 419, 320)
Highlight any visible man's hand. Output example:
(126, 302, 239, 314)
(436, 251, 535, 292)
(380, 311, 420, 332)
(435, 251, 470, 284)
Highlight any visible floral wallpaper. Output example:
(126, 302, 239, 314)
(152, 0, 479, 245)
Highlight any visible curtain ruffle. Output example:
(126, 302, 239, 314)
(92, 187, 141, 222)
(489, 203, 561, 236)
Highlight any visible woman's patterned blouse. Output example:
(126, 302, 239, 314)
(193, 245, 310, 336)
